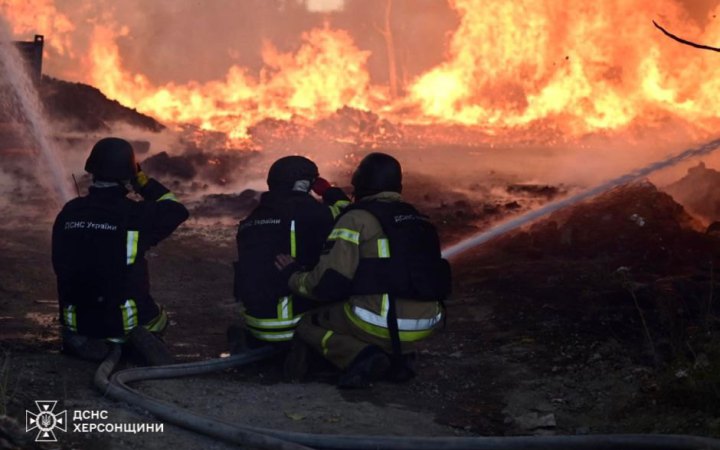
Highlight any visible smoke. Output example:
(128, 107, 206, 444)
(0, 14, 73, 208)
(2, 0, 720, 226)
(3, 0, 455, 86)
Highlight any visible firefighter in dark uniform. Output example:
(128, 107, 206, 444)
(52, 137, 189, 363)
(276, 153, 451, 388)
(234, 156, 349, 348)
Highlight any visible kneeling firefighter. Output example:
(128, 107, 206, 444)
(52, 137, 189, 364)
(275, 152, 451, 388)
(234, 156, 349, 348)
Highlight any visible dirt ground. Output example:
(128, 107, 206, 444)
(2, 182, 720, 449)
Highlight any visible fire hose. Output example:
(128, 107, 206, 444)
(95, 345, 720, 450)
(93, 137, 720, 449)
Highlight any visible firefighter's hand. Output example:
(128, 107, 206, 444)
(274, 254, 295, 271)
(275, 254, 300, 287)
(312, 177, 331, 196)
(133, 163, 149, 191)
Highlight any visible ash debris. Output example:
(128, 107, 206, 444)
(497, 181, 703, 267)
(507, 183, 562, 199)
(664, 162, 720, 224)
(189, 190, 260, 219)
(248, 106, 403, 152)
(476, 180, 720, 366)
(38, 77, 164, 133)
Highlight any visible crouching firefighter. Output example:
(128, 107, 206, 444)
(52, 137, 189, 364)
(276, 152, 451, 388)
(233, 156, 349, 349)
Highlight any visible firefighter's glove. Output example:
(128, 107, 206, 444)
(312, 177, 332, 197)
(275, 254, 301, 287)
(133, 164, 149, 191)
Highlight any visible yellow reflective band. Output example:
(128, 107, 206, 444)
(120, 299, 138, 333)
(64, 305, 77, 332)
(329, 200, 351, 219)
(353, 304, 442, 330)
(244, 312, 302, 330)
(380, 294, 389, 318)
(377, 238, 391, 258)
(109, 309, 169, 344)
(328, 228, 360, 245)
(246, 328, 295, 342)
(290, 220, 297, 258)
(277, 296, 293, 320)
(321, 330, 334, 356)
(145, 309, 168, 333)
(157, 192, 179, 202)
(126, 230, 139, 265)
(344, 304, 436, 342)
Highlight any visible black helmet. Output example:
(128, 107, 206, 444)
(267, 156, 319, 191)
(351, 152, 402, 199)
(85, 137, 137, 181)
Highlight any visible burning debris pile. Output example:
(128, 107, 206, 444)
(474, 180, 720, 369)
(248, 106, 403, 152)
(497, 181, 706, 269)
(664, 162, 720, 224)
(141, 148, 260, 188)
(38, 77, 164, 132)
(189, 190, 260, 219)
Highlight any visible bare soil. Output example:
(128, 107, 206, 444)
(1, 182, 720, 449)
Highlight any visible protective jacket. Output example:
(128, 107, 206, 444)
(52, 179, 188, 339)
(235, 188, 349, 342)
(288, 192, 449, 348)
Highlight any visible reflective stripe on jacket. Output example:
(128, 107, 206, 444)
(288, 192, 443, 339)
(53, 179, 188, 338)
(235, 187, 350, 342)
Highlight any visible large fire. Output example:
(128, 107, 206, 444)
(3, 0, 720, 143)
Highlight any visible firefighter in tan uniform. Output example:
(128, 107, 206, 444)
(276, 153, 451, 388)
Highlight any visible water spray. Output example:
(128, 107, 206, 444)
(442, 137, 720, 260)
(0, 23, 73, 204)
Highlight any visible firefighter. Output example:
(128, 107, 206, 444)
(233, 156, 349, 349)
(52, 137, 189, 364)
(276, 152, 451, 388)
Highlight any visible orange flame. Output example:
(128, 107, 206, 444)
(405, 0, 720, 136)
(4, 0, 720, 143)
(88, 23, 373, 140)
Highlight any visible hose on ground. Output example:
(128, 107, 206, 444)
(94, 345, 313, 450)
(94, 346, 720, 450)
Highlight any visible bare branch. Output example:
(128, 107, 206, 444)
(653, 20, 720, 52)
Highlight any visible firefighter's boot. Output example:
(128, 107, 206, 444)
(337, 346, 391, 389)
(127, 326, 175, 366)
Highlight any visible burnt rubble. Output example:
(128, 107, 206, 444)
(38, 76, 164, 132)
(248, 106, 403, 152)
(471, 180, 720, 369)
(507, 183, 562, 199)
(141, 148, 261, 187)
(189, 190, 260, 219)
(496, 181, 707, 268)
(664, 162, 720, 223)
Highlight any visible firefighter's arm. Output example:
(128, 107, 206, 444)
(312, 177, 350, 219)
(287, 212, 363, 302)
(134, 171, 189, 247)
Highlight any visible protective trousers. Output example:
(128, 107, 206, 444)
(295, 302, 422, 370)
